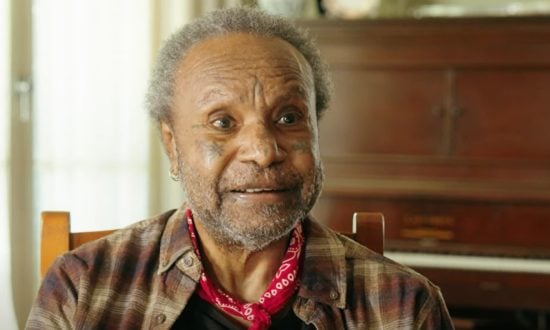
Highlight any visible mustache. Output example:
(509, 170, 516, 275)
(218, 165, 303, 192)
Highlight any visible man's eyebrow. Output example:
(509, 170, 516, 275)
(272, 84, 310, 104)
(196, 87, 231, 109)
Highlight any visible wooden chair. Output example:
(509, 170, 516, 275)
(40, 211, 385, 277)
(40, 211, 114, 277)
(350, 212, 385, 255)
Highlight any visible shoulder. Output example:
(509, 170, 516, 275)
(28, 209, 182, 329)
(337, 224, 442, 302)
(339, 231, 440, 297)
(307, 218, 437, 291)
(302, 219, 451, 328)
(51, 208, 178, 281)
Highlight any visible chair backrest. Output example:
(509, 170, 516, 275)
(40, 210, 385, 277)
(341, 212, 385, 255)
(40, 211, 114, 277)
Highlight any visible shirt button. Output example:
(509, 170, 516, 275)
(329, 290, 339, 300)
(312, 283, 323, 291)
(183, 255, 194, 267)
(155, 313, 166, 324)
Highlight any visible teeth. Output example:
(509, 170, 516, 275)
(244, 188, 275, 193)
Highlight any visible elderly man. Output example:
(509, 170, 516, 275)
(27, 7, 453, 330)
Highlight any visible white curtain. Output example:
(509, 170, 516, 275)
(33, 0, 152, 232)
(8, 0, 248, 327)
(31, 0, 250, 233)
(1, 0, 19, 327)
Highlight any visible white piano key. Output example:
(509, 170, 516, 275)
(386, 252, 550, 274)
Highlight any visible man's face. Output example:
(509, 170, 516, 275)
(161, 32, 324, 251)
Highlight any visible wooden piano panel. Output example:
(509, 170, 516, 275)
(322, 69, 445, 155)
(455, 69, 550, 160)
(302, 17, 550, 316)
(313, 194, 550, 257)
(413, 268, 550, 311)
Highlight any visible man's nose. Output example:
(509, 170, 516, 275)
(237, 123, 287, 168)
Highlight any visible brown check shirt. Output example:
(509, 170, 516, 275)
(27, 207, 454, 329)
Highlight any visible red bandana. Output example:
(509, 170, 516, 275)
(185, 209, 304, 330)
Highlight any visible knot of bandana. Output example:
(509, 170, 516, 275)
(245, 304, 271, 330)
(185, 208, 304, 330)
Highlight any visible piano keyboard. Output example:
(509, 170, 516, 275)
(386, 251, 550, 274)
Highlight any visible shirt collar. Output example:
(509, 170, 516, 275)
(157, 207, 348, 309)
(297, 217, 347, 309)
(158, 205, 202, 281)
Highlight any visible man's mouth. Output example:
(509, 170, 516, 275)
(227, 186, 294, 202)
(232, 188, 286, 193)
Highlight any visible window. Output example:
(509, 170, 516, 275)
(9, 1, 243, 325)
(33, 0, 152, 231)
(0, 0, 18, 327)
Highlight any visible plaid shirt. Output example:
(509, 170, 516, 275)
(27, 207, 453, 329)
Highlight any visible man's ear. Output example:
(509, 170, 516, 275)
(160, 120, 179, 174)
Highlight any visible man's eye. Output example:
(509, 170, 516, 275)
(211, 117, 234, 130)
(277, 112, 301, 125)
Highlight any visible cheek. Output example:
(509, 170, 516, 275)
(190, 138, 229, 169)
(288, 139, 319, 170)
(288, 125, 321, 159)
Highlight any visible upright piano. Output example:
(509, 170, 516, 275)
(302, 17, 550, 326)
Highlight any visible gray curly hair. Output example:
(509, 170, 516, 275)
(146, 6, 332, 124)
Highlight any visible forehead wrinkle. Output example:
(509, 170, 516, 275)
(188, 74, 241, 111)
(196, 87, 232, 109)
(191, 66, 309, 110)
(184, 63, 242, 109)
(271, 83, 310, 105)
(188, 46, 306, 75)
(252, 75, 266, 109)
(179, 36, 314, 111)
(248, 59, 313, 108)
(181, 54, 245, 92)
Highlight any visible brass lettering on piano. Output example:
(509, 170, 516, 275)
(400, 215, 455, 241)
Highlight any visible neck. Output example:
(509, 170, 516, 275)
(194, 220, 290, 303)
